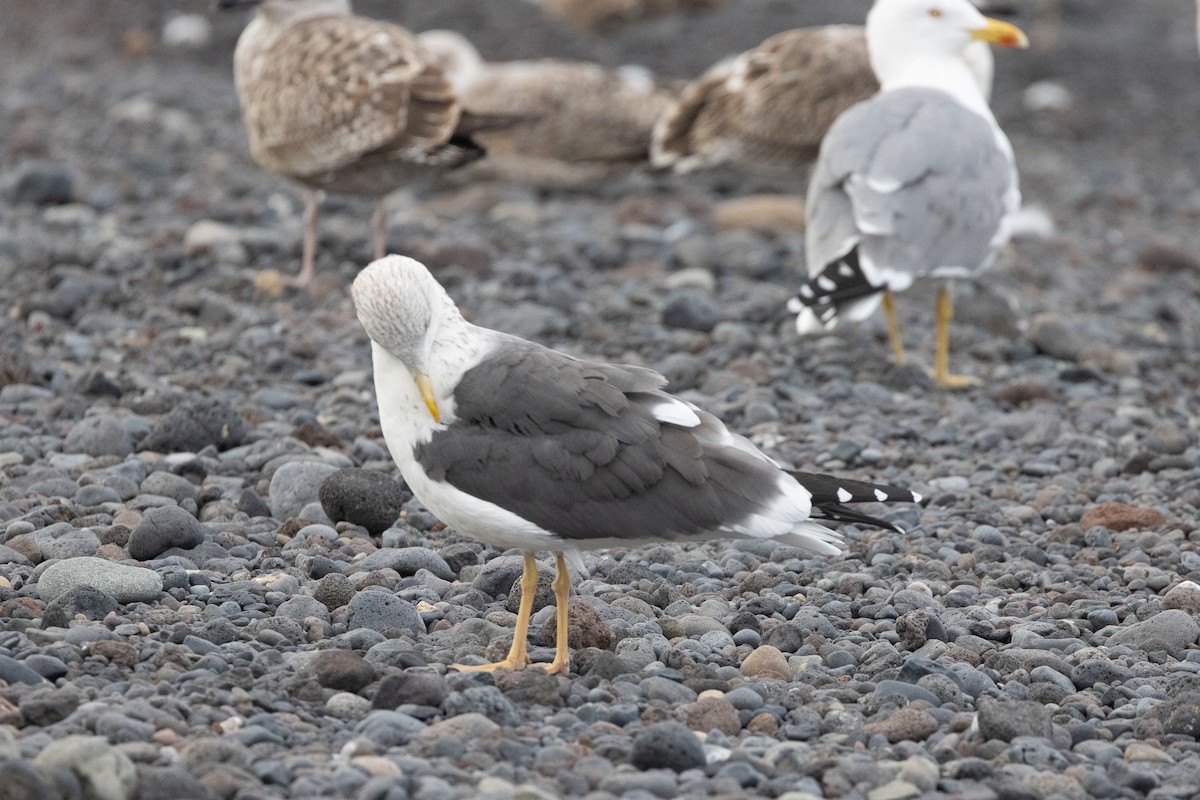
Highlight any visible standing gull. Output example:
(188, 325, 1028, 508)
(417, 30, 675, 185)
(218, 0, 482, 292)
(651, 22, 995, 176)
(788, 0, 1027, 388)
(352, 255, 922, 675)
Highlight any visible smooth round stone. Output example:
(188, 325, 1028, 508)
(37, 556, 163, 604)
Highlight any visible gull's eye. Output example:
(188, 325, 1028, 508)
(928, 7, 943, 17)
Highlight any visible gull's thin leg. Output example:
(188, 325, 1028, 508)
(932, 284, 981, 389)
(881, 291, 906, 366)
(298, 188, 318, 288)
(537, 552, 572, 676)
(254, 189, 320, 296)
(371, 200, 388, 260)
(451, 552, 536, 672)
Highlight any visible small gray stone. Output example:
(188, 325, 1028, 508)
(443, 685, 519, 727)
(37, 526, 100, 560)
(139, 471, 198, 503)
(1106, 609, 1200, 655)
(277, 593, 331, 624)
(37, 556, 163, 604)
(372, 670, 448, 709)
(306, 650, 376, 693)
(315, 573, 355, 611)
(355, 709, 427, 747)
(630, 721, 706, 772)
(127, 505, 209, 560)
(64, 415, 135, 458)
(42, 584, 121, 628)
(0, 760, 60, 800)
(8, 159, 74, 205)
(472, 554, 529, 598)
(0, 655, 49, 686)
(976, 696, 1053, 742)
(133, 765, 217, 800)
(347, 585, 423, 637)
(75, 484, 122, 506)
(661, 289, 720, 332)
(269, 461, 340, 520)
(319, 468, 406, 535)
(360, 547, 455, 581)
(20, 685, 82, 725)
(33, 735, 137, 800)
(139, 396, 245, 453)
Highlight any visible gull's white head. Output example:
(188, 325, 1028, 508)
(352, 256, 457, 372)
(352, 256, 465, 422)
(866, 0, 1027, 88)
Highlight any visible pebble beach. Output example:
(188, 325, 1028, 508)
(3, 1, 1200, 798)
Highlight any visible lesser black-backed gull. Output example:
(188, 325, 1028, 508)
(218, 0, 483, 293)
(788, 0, 1026, 388)
(417, 29, 675, 186)
(351, 255, 922, 675)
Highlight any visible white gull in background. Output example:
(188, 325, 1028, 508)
(788, 0, 1028, 388)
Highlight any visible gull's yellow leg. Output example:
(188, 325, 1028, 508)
(881, 291, 906, 366)
(451, 553, 537, 672)
(536, 552, 572, 676)
(932, 284, 982, 389)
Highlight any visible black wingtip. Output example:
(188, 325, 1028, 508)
(789, 470, 921, 533)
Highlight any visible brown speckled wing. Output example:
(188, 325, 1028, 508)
(460, 61, 674, 164)
(235, 15, 464, 180)
(652, 26, 877, 172)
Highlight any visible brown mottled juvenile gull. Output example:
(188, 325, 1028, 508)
(788, 0, 1027, 388)
(218, 0, 482, 292)
(417, 29, 674, 184)
(529, 0, 727, 35)
(652, 25, 995, 176)
(351, 255, 922, 675)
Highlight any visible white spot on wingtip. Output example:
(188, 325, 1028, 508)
(911, 491, 923, 503)
(836, 487, 852, 503)
(874, 489, 888, 502)
(652, 398, 701, 428)
(817, 276, 837, 292)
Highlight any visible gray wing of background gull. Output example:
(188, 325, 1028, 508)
(796, 87, 1014, 327)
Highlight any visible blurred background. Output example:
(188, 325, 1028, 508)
(3, 0, 1200, 308)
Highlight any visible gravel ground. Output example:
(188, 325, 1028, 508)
(3, 1, 1200, 799)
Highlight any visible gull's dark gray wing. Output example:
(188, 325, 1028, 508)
(413, 337, 794, 544)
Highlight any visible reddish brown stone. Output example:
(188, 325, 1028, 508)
(88, 640, 139, 667)
(1080, 502, 1167, 532)
(686, 695, 741, 736)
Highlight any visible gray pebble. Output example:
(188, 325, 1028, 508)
(319, 468, 406, 535)
(42, 584, 121, 627)
(32, 735, 137, 800)
(347, 585, 423, 637)
(269, 461, 341, 520)
(37, 556, 164, 604)
(630, 721, 706, 772)
(359, 547, 455, 581)
(1106, 609, 1200, 655)
(140, 396, 245, 453)
(127, 505, 209, 559)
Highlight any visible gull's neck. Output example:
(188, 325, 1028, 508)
(875, 52, 995, 122)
